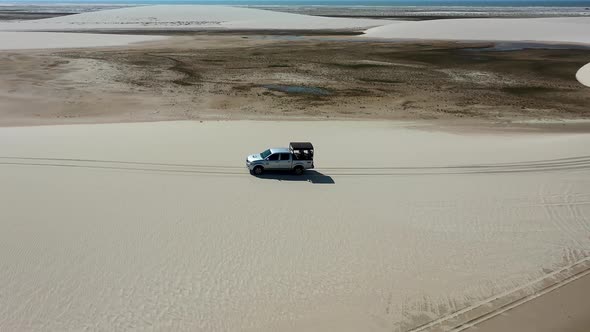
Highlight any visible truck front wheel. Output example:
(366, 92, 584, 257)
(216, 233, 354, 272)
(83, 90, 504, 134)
(293, 165, 304, 175)
(253, 166, 264, 175)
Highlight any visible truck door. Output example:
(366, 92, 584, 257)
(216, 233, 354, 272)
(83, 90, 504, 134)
(279, 153, 292, 169)
(266, 153, 280, 169)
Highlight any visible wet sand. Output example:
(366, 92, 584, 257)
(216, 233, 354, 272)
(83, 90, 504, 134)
(1, 35, 589, 127)
(0, 10, 74, 21)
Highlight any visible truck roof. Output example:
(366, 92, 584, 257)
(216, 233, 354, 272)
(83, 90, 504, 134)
(290, 142, 314, 150)
(269, 148, 290, 154)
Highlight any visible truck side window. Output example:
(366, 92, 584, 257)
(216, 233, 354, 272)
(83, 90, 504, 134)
(279, 153, 291, 161)
(268, 154, 279, 161)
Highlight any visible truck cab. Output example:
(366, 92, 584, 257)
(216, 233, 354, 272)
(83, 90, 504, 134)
(247, 142, 314, 175)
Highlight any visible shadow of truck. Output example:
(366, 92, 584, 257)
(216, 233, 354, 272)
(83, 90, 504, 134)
(254, 170, 335, 184)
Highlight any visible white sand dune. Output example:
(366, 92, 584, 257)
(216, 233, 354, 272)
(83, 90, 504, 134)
(363, 17, 590, 45)
(1, 120, 589, 331)
(0, 31, 164, 50)
(0, 5, 391, 31)
(577, 62, 590, 87)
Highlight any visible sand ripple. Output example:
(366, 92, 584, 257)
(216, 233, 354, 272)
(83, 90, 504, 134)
(0, 121, 589, 331)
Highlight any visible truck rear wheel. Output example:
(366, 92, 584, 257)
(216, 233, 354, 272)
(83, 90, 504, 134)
(293, 165, 304, 175)
(253, 166, 264, 175)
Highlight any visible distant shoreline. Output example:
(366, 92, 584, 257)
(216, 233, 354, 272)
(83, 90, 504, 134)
(4, 0, 590, 6)
(2, 3, 590, 21)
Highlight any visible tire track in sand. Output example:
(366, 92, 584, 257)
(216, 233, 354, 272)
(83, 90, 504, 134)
(406, 257, 590, 332)
(1, 155, 590, 176)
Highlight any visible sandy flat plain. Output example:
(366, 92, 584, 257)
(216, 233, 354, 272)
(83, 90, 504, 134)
(0, 5, 391, 32)
(362, 17, 590, 44)
(0, 31, 165, 50)
(1, 121, 590, 331)
(1, 5, 590, 331)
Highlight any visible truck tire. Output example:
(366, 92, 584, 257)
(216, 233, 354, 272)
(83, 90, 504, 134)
(253, 166, 264, 175)
(293, 165, 304, 175)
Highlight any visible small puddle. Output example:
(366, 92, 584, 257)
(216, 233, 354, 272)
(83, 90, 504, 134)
(263, 84, 331, 96)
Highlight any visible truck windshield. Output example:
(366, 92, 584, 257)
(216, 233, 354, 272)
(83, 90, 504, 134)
(260, 149, 271, 159)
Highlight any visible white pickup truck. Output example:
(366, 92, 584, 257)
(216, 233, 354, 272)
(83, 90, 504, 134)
(246, 142, 314, 175)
